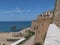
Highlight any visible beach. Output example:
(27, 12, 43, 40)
(0, 27, 31, 45)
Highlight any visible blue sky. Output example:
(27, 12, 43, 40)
(0, 0, 55, 21)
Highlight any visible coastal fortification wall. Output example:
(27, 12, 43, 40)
(31, 20, 37, 32)
(32, 10, 53, 45)
(31, 10, 53, 32)
(33, 15, 52, 45)
(53, 0, 60, 27)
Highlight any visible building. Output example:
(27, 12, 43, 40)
(41, 10, 53, 17)
(32, 10, 53, 45)
(31, 10, 53, 31)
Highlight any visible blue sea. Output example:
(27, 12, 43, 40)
(0, 21, 31, 32)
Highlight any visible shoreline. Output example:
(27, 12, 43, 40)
(0, 27, 31, 45)
(0, 27, 31, 33)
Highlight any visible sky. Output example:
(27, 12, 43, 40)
(0, 0, 55, 21)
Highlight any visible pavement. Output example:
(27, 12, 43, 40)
(23, 35, 35, 45)
(44, 24, 60, 45)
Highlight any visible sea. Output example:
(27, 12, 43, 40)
(0, 21, 31, 32)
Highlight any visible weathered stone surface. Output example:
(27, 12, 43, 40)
(53, 0, 60, 27)
(31, 10, 53, 45)
(32, 16, 52, 45)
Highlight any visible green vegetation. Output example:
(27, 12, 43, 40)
(24, 30, 35, 39)
(43, 33, 46, 41)
(17, 30, 35, 45)
(3, 43, 6, 45)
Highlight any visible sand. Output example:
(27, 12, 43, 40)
(0, 27, 31, 45)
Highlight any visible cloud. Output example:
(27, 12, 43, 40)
(0, 8, 31, 14)
(16, 8, 31, 12)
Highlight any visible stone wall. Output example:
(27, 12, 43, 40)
(31, 10, 53, 45)
(53, 0, 60, 27)
(31, 20, 37, 32)
(33, 16, 52, 45)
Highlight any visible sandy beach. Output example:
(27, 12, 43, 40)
(0, 27, 31, 45)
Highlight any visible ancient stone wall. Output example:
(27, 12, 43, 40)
(31, 20, 37, 32)
(33, 16, 52, 45)
(32, 10, 53, 45)
(53, 0, 60, 27)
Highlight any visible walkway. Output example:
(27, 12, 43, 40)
(23, 35, 35, 45)
(44, 24, 60, 45)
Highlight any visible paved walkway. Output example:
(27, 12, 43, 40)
(23, 35, 35, 45)
(44, 24, 60, 45)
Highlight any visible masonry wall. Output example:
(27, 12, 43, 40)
(33, 17, 52, 45)
(53, 0, 60, 27)
(31, 20, 37, 32)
